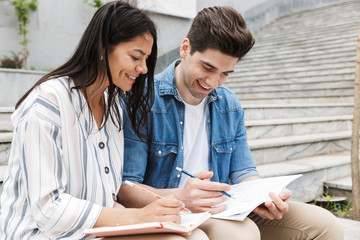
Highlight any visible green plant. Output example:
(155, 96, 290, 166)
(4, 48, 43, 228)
(84, 0, 103, 8)
(0, 52, 24, 69)
(11, 0, 38, 69)
(313, 185, 352, 219)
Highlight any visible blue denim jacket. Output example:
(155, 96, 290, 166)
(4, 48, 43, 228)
(123, 60, 259, 188)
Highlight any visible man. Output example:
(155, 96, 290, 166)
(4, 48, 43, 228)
(119, 6, 343, 240)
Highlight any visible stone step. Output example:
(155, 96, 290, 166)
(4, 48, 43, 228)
(230, 79, 354, 93)
(230, 69, 355, 83)
(239, 96, 353, 104)
(232, 65, 355, 79)
(249, 130, 351, 165)
(243, 103, 353, 120)
(0, 165, 7, 183)
(0, 132, 12, 165)
(252, 30, 358, 51)
(227, 74, 354, 87)
(256, 151, 351, 202)
(248, 37, 357, 61)
(324, 175, 353, 201)
(257, 22, 359, 44)
(0, 107, 13, 132)
(235, 87, 353, 100)
(237, 52, 356, 70)
(246, 115, 353, 140)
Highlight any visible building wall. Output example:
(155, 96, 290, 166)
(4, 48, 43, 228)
(0, 0, 340, 71)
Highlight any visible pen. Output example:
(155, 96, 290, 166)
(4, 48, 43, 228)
(124, 180, 192, 213)
(175, 167, 235, 199)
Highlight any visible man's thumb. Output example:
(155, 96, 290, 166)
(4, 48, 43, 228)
(195, 171, 214, 180)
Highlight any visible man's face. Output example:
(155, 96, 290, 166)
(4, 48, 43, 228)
(177, 40, 238, 105)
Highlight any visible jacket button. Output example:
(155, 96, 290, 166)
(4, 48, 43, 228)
(180, 121, 183, 125)
(99, 142, 105, 149)
(158, 150, 162, 154)
(105, 167, 109, 174)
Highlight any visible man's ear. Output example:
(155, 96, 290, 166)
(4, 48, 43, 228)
(180, 38, 190, 58)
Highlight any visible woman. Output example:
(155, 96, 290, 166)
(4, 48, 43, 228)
(0, 1, 208, 239)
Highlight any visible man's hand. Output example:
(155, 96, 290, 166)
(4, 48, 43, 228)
(175, 171, 231, 214)
(252, 188, 292, 220)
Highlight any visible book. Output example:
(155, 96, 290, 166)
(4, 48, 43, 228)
(211, 174, 302, 221)
(83, 211, 211, 237)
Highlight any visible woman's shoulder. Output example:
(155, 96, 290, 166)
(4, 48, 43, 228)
(12, 77, 73, 126)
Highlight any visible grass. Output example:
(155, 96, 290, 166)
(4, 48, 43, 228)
(312, 185, 353, 219)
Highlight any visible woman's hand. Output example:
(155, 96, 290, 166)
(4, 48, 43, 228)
(140, 195, 184, 224)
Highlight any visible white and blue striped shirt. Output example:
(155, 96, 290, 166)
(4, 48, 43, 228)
(0, 77, 124, 239)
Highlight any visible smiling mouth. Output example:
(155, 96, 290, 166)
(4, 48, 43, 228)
(126, 74, 137, 81)
(197, 80, 210, 90)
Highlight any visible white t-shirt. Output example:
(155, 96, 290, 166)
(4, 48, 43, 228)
(178, 97, 209, 187)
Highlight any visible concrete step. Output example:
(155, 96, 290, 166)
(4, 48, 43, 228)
(229, 70, 354, 84)
(257, 23, 359, 45)
(339, 217, 360, 240)
(232, 66, 355, 79)
(246, 115, 352, 140)
(235, 87, 353, 100)
(0, 165, 7, 182)
(234, 60, 356, 77)
(250, 31, 358, 52)
(246, 39, 357, 63)
(238, 96, 353, 104)
(0, 107, 13, 132)
(256, 151, 351, 202)
(325, 175, 353, 201)
(249, 131, 351, 165)
(0, 132, 12, 165)
(230, 80, 354, 93)
(227, 74, 354, 87)
(237, 53, 356, 72)
(243, 103, 353, 120)
(231, 70, 355, 83)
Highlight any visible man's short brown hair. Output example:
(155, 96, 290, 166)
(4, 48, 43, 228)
(187, 6, 255, 60)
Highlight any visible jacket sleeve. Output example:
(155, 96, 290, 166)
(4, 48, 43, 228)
(122, 112, 150, 184)
(229, 106, 260, 181)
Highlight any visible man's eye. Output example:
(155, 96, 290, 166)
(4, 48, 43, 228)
(203, 66, 212, 71)
(132, 56, 140, 61)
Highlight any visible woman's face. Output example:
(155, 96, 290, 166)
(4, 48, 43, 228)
(107, 32, 154, 91)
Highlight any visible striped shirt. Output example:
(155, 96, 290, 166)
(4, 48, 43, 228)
(0, 77, 124, 239)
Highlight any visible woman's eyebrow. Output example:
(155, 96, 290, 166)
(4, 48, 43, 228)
(134, 49, 150, 57)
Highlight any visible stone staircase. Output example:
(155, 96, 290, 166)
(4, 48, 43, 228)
(226, 0, 360, 202)
(0, 0, 359, 203)
(0, 107, 13, 188)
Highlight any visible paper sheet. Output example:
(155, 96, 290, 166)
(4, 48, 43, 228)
(212, 174, 302, 221)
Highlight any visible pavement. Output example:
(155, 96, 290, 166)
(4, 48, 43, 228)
(338, 217, 360, 240)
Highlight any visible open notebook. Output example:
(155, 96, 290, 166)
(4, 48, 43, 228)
(212, 174, 302, 221)
(83, 212, 210, 237)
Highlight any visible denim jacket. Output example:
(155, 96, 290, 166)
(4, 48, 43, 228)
(123, 60, 258, 188)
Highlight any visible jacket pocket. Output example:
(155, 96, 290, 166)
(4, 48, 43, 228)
(213, 140, 236, 153)
(146, 143, 178, 188)
(149, 143, 178, 157)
